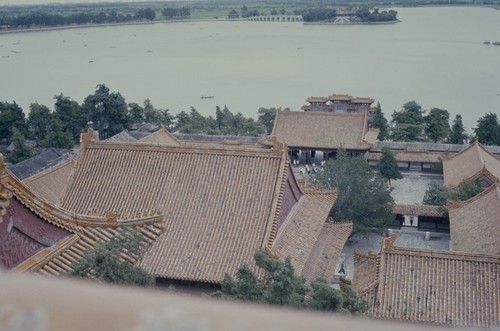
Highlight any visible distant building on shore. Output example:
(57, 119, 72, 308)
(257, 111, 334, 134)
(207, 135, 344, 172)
(301, 93, 375, 115)
(228, 9, 240, 19)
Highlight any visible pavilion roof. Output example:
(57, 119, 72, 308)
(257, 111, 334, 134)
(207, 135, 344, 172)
(351, 97, 375, 104)
(306, 96, 328, 103)
(353, 234, 500, 328)
(23, 157, 76, 206)
(367, 150, 444, 163)
(443, 141, 500, 187)
(448, 183, 500, 255)
(138, 124, 180, 146)
(393, 204, 444, 217)
(271, 191, 338, 276)
(0, 154, 164, 274)
(300, 221, 353, 282)
(262, 110, 378, 150)
(328, 94, 353, 101)
(58, 129, 337, 284)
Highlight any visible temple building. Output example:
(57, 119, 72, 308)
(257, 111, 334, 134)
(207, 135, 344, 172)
(260, 109, 379, 162)
(352, 234, 500, 329)
(442, 140, 500, 188)
(301, 93, 375, 114)
(1, 127, 351, 286)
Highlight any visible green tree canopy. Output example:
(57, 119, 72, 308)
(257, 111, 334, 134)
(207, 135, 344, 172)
(378, 148, 402, 185)
(69, 229, 155, 287)
(54, 94, 86, 141)
(27, 103, 52, 142)
(313, 151, 394, 235)
(423, 179, 482, 217)
(82, 84, 131, 139)
(7, 127, 36, 164)
(0, 101, 27, 142)
(370, 102, 389, 141)
(448, 114, 468, 144)
(391, 101, 425, 142)
(424, 108, 450, 143)
(257, 107, 277, 135)
(217, 250, 367, 314)
(474, 112, 500, 145)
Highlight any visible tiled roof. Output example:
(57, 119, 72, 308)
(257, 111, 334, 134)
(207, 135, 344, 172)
(58, 130, 336, 283)
(353, 234, 500, 328)
(7, 148, 70, 180)
(23, 157, 76, 205)
(106, 130, 138, 143)
(328, 94, 352, 101)
(306, 96, 328, 103)
(367, 151, 444, 163)
(271, 191, 338, 276)
(448, 183, 500, 255)
(263, 110, 378, 150)
(393, 204, 444, 217)
(1, 154, 164, 274)
(351, 97, 375, 104)
(443, 141, 500, 187)
(138, 125, 180, 146)
(301, 221, 353, 282)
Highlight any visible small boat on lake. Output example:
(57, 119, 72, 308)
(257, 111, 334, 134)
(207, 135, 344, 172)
(200, 96, 214, 99)
(492, 41, 500, 46)
(484, 41, 491, 44)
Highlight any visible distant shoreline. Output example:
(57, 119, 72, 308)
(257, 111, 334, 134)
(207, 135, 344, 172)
(0, 17, 403, 35)
(303, 20, 400, 25)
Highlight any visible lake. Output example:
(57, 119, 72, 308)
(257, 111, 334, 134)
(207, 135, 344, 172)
(1, 6, 500, 131)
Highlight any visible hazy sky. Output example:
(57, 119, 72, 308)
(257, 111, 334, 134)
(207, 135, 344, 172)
(0, 0, 163, 6)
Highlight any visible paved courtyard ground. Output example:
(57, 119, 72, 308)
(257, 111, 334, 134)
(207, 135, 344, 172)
(390, 173, 444, 204)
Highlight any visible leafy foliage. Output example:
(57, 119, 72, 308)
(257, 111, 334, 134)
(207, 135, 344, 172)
(448, 114, 468, 144)
(370, 102, 389, 141)
(313, 151, 394, 235)
(257, 107, 277, 134)
(378, 148, 402, 184)
(474, 112, 500, 145)
(82, 84, 131, 139)
(423, 179, 482, 207)
(424, 108, 450, 143)
(69, 229, 155, 287)
(0, 101, 27, 142)
(390, 101, 426, 141)
(7, 127, 36, 164)
(217, 250, 367, 315)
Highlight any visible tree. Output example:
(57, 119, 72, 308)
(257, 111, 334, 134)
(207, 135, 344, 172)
(422, 181, 448, 206)
(370, 102, 389, 141)
(69, 229, 155, 287)
(0, 101, 27, 142)
(82, 84, 131, 139)
(474, 112, 500, 145)
(378, 148, 402, 185)
(424, 108, 450, 143)
(257, 107, 277, 134)
(217, 250, 367, 314)
(423, 179, 482, 207)
(27, 103, 52, 142)
(143, 99, 173, 128)
(40, 118, 75, 149)
(313, 151, 394, 235)
(448, 114, 468, 144)
(7, 127, 36, 164)
(391, 101, 425, 142)
(54, 94, 86, 141)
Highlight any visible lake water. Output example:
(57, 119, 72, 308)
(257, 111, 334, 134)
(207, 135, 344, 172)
(1, 6, 500, 131)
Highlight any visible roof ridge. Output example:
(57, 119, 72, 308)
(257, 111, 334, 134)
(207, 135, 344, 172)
(449, 181, 499, 208)
(280, 110, 366, 118)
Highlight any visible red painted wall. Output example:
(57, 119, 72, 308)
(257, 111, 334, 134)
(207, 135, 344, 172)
(0, 197, 70, 269)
